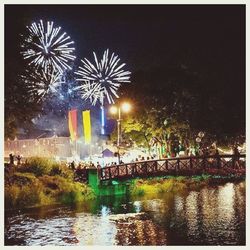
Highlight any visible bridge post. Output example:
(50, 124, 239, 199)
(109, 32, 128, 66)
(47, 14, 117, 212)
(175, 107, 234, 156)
(87, 168, 100, 194)
(217, 156, 221, 168)
(134, 164, 137, 176)
(190, 157, 193, 169)
(144, 162, 148, 175)
(154, 160, 157, 172)
(202, 156, 206, 169)
(165, 159, 168, 171)
(125, 164, 128, 176)
(177, 158, 180, 171)
(117, 165, 119, 177)
(108, 167, 111, 179)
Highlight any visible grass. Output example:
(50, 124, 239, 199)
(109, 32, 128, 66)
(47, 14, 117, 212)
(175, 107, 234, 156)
(130, 175, 212, 197)
(4, 157, 96, 210)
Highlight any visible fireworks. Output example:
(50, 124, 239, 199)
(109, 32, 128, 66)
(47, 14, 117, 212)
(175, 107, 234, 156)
(21, 20, 76, 73)
(74, 81, 103, 106)
(21, 67, 64, 102)
(75, 49, 131, 105)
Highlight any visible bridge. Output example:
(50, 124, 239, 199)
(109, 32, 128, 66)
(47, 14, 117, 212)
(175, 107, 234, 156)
(4, 154, 245, 196)
(99, 154, 246, 181)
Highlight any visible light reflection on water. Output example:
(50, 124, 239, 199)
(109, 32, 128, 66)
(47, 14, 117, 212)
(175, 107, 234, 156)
(72, 212, 117, 245)
(186, 191, 199, 240)
(5, 182, 245, 246)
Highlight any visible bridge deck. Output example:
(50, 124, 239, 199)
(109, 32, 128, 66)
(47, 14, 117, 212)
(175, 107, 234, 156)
(99, 154, 246, 181)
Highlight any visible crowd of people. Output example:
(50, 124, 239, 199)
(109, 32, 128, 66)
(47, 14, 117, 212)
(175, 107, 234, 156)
(8, 145, 242, 169)
(102, 156, 156, 168)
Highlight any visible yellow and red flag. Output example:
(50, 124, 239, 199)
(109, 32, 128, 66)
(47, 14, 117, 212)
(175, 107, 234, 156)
(82, 110, 92, 144)
(68, 109, 78, 141)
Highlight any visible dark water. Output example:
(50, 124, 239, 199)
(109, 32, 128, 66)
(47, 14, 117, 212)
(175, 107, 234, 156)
(5, 182, 245, 246)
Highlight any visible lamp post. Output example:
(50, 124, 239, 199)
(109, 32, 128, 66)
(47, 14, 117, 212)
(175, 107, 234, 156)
(110, 102, 131, 164)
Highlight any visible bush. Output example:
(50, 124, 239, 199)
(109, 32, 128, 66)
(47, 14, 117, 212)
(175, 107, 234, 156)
(20, 157, 56, 176)
(60, 182, 96, 203)
(172, 181, 188, 192)
(38, 175, 95, 203)
(130, 176, 213, 197)
(4, 162, 95, 209)
(49, 163, 74, 179)
(158, 178, 175, 193)
(175, 176, 186, 182)
(50, 165, 62, 176)
(17, 181, 43, 207)
(130, 178, 172, 195)
(5, 180, 43, 208)
(18, 157, 74, 179)
(5, 185, 20, 207)
(9, 172, 36, 186)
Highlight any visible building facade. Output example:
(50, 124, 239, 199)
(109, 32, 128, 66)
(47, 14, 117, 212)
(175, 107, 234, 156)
(4, 136, 72, 160)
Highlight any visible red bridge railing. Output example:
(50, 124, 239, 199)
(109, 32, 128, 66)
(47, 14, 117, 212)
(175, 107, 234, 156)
(99, 154, 246, 181)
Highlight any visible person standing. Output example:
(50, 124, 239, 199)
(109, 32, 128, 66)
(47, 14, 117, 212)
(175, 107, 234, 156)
(16, 155, 22, 165)
(9, 153, 14, 165)
(233, 146, 240, 169)
(97, 162, 102, 178)
(214, 149, 220, 168)
(70, 161, 75, 170)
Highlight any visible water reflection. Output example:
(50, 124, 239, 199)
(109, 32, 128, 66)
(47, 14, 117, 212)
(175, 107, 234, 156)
(111, 213, 168, 245)
(185, 191, 199, 241)
(72, 212, 117, 245)
(133, 201, 142, 213)
(130, 182, 245, 245)
(5, 182, 245, 246)
(218, 183, 235, 222)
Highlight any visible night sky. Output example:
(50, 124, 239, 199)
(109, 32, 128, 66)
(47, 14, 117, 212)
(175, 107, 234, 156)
(4, 4, 245, 137)
(5, 5, 245, 72)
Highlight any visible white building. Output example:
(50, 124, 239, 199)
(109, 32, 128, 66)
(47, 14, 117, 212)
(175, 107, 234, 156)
(4, 136, 71, 160)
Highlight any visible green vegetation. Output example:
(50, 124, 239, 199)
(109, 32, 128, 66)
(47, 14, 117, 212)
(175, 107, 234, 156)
(130, 175, 212, 197)
(5, 157, 244, 210)
(5, 157, 96, 210)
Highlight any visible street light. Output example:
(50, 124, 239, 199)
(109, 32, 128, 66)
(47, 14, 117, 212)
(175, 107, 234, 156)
(110, 102, 131, 163)
(110, 106, 118, 115)
(121, 102, 131, 113)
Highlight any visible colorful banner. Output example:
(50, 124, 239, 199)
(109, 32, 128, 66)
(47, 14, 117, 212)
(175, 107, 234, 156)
(82, 110, 92, 144)
(68, 109, 78, 141)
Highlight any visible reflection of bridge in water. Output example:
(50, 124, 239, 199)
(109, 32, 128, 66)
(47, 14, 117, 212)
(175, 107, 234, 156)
(99, 154, 246, 181)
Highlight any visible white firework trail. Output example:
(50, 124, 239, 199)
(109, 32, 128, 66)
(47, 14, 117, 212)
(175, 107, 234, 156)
(21, 20, 76, 74)
(75, 49, 131, 105)
(21, 67, 64, 102)
(73, 81, 103, 106)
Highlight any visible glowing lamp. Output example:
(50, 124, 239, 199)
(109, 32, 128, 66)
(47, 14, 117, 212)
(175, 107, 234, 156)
(110, 106, 118, 114)
(121, 102, 131, 113)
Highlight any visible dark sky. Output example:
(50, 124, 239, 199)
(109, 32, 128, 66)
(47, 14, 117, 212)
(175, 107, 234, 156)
(5, 4, 245, 74)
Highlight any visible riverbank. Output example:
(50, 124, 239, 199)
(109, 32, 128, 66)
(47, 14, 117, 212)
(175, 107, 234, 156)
(5, 157, 245, 210)
(130, 175, 245, 197)
(4, 157, 96, 210)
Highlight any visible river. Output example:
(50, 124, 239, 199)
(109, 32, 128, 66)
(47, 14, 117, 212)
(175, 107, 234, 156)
(5, 181, 245, 246)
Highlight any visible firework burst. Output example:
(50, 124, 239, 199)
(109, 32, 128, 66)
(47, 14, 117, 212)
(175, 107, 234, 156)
(75, 49, 131, 105)
(73, 81, 103, 106)
(21, 67, 64, 102)
(21, 20, 76, 73)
